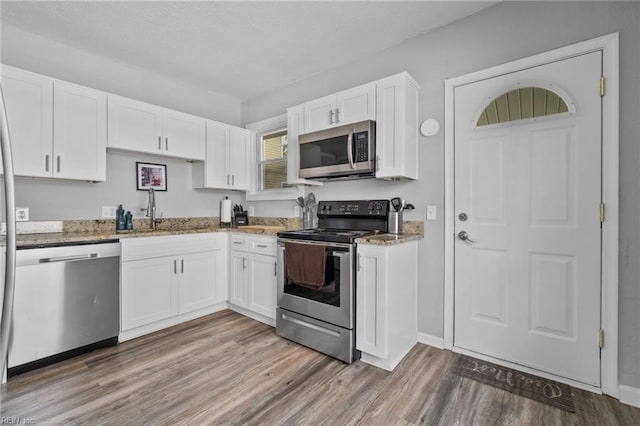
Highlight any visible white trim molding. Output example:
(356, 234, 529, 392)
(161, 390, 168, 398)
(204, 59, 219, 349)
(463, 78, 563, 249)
(417, 332, 445, 350)
(619, 385, 640, 409)
(443, 33, 619, 397)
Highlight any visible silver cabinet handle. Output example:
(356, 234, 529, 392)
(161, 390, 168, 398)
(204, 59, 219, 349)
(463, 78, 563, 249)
(231, 175, 235, 186)
(158, 136, 161, 150)
(329, 109, 334, 125)
(40, 253, 99, 263)
(274, 262, 277, 276)
(256, 244, 268, 248)
(45, 154, 49, 172)
(376, 155, 380, 171)
(174, 259, 177, 274)
(181, 259, 184, 273)
(233, 241, 243, 245)
(335, 108, 341, 123)
(165, 137, 168, 151)
(357, 253, 361, 272)
(227, 174, 230, 185)
(57, 156, 61, 173)
(242, 257, 247, 270)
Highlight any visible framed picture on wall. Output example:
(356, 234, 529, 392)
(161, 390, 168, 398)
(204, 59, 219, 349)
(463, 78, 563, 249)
(136, 162, 167, 191)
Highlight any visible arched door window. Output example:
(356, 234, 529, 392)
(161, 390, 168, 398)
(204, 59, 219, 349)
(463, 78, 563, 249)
(476, 87, 571, 127)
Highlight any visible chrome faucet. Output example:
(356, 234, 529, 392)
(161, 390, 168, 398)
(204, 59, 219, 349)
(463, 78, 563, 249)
(145, 188, 161, 229)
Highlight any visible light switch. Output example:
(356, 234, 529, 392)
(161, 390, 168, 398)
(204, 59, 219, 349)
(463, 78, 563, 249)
(426, 205, 437, 220)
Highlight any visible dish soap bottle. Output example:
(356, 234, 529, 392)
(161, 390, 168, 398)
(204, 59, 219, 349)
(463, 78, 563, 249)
(116, 205, 125, 231)
(125, 211, 133, 230)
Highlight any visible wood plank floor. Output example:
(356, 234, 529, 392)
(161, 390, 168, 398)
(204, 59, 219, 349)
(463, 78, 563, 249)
(1, 310, 639, 425)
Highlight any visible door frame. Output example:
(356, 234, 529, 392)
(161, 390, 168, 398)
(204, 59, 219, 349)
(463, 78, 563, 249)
(443, 33, 619, 396)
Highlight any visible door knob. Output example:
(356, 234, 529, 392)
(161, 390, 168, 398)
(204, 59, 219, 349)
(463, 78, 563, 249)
(458, 231, 476, 243)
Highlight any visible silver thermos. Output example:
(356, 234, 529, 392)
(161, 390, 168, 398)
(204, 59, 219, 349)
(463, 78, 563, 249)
(388, 211, 403, 234)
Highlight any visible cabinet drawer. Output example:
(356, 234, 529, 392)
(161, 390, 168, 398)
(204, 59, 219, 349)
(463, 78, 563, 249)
(250, 237, 276, 256)
(121, 233, 223, 262)
(230, 234, 249, 251)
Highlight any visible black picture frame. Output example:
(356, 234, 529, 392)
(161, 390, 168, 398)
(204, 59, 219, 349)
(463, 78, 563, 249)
(136, 162, 167, 191)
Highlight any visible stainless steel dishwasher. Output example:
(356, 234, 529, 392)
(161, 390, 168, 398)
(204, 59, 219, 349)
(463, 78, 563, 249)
(8, 240, 120, 375)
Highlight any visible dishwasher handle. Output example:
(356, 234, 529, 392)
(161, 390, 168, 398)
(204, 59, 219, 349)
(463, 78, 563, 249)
(39, 253, 100, 263)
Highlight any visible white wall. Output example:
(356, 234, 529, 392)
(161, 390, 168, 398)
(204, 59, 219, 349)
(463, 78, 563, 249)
(1, 24, 243, 125)
(1, 22, 246, 221)
(241, 1, 640, 389)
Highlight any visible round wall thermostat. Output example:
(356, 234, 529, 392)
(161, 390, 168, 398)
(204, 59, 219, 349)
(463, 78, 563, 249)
(420, 118, 440, 137)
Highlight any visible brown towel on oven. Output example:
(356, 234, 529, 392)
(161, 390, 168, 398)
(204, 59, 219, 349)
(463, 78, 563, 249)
(285, 242, 327, 289)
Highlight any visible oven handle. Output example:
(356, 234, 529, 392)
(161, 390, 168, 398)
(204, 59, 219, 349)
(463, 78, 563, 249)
(281, 313, 341, 337)
(277, 238, 351, 249)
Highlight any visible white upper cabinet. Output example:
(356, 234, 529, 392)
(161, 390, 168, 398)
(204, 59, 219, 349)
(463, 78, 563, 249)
(107, 95, 205, 161)
(303, 82, 376, 133)
(192, 120, 252, 191)
(375, 73, 419, 180)
(1, 66, 106, 181)
(107, 95, 163, 155)
(53, 81, 107, 181)
(2, 66, 53, 178)
(162, 109, 206, 160)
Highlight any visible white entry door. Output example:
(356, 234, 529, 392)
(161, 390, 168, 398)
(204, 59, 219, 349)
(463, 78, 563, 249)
(454, 52, 602, 386)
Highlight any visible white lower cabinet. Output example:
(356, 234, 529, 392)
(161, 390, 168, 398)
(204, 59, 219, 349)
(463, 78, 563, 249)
(228, 233, 277, 322)
(356, 241, 418, 371)
(120, 233, 227, 340)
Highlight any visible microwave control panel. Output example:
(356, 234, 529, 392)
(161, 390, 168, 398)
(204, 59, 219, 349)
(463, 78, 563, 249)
(354, 131, 369, 162)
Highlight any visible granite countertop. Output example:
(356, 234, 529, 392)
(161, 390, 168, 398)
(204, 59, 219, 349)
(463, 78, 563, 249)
(13, 217, 424, 248)
(355, 232, 423, 246)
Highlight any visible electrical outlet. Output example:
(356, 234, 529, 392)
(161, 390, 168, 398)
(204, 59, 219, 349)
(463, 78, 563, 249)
(16, 207, 29, 222)
(102, 206, 117, 218)
(426, 205, 437, 221)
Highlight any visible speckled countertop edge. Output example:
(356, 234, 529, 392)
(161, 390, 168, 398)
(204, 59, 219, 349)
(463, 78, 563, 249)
(13, 217, 423, 248)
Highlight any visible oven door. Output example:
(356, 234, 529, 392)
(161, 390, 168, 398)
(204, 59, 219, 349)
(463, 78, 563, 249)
(277, 239, 354, 329)
(298, 120, 374, 179)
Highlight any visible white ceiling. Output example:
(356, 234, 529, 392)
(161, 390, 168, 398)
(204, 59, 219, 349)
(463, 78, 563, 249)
(1, 1, 497, 101)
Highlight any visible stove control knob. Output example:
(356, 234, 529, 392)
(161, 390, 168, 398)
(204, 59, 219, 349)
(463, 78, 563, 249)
(368, 202, 374, 210)
(375, 202, 382, 210)
(327, 205, 332, 211)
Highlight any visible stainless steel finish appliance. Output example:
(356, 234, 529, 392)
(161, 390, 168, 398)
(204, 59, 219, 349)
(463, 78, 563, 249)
(276, 200, 389, 363)
(298, 120, 375, 180)
(0, 83, 17, 381)
(8, 241, 120, 375)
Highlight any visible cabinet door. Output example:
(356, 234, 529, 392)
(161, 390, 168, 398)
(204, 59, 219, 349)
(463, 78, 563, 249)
(335, 83, 376, 126)
(178, 251, 219, 314)
(375, 75, 418, 180)
(162, 109, 205, 161)
(355, 247, 388, 358)
(303, 94, 336, 133)
(248, 254, 277, 319)
(53, 81, 107, 181)
(107, 95, 163, 155)
(229, 251, 248, 307)
(1, 66, 53, 178)
(228, 126, 251, 190)
(121, 256, 178, 331)
(201, 120, 230, 188)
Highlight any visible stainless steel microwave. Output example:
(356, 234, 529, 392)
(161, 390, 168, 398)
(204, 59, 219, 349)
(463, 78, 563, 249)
(298, 120, 375, 180)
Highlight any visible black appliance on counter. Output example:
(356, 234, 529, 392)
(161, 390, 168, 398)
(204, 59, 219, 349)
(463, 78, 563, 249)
(276, 200, 390, 363)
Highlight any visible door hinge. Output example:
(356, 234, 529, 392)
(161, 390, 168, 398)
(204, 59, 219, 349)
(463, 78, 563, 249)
(600, 203, 605, 223)
(599, 329, 605, 349)
(600, 77, 606, 97)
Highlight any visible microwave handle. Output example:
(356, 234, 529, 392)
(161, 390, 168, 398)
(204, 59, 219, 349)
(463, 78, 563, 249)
(347, 130, 355, 169)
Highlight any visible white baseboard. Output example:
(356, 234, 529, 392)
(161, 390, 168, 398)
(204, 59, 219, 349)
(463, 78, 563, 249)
(619, 385, 640, 408)
(417, 332, 444, 349)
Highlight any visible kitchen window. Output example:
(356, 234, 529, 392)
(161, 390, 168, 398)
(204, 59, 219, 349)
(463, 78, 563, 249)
(258, 129, 288, 190)
(245, 114, 304, 201)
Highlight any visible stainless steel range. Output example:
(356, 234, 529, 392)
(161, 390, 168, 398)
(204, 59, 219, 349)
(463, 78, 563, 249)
(276, 200, 390, 363)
